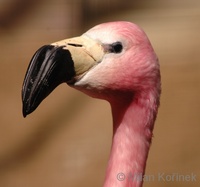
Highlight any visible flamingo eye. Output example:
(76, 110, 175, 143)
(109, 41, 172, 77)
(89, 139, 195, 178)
(111, 42, 123, 53)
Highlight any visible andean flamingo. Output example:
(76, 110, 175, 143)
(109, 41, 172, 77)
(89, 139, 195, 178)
(22, 21, 161, 187)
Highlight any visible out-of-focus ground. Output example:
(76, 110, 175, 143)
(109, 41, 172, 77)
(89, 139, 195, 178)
(0, 0, 199, 187)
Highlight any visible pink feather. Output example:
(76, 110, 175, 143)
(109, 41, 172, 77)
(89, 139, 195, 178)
(75, 21, 161, 187)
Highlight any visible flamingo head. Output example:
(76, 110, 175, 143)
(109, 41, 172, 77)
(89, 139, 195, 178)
(22, 21, 160, 117)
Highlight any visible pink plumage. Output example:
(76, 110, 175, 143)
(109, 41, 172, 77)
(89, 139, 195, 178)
(79, 22, 161, 187)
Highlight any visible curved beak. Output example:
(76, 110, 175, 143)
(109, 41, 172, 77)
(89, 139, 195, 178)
(22, 35, 105, 117)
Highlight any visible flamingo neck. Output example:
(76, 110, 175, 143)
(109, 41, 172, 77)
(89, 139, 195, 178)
(103, 91, 159, 187)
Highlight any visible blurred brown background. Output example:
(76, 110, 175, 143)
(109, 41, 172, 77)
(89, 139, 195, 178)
(0, 0, 199, 186)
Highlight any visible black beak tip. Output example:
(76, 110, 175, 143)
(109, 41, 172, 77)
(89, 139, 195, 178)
(22, 44, 76, 118)
(23, 111, 27, 118)
(22, 107, 28, 118)
(22, 101, 31, 118)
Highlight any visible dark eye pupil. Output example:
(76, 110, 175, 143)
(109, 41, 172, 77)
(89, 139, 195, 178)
(111, 42, 123, 53)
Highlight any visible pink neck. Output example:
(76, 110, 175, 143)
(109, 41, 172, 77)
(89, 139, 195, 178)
(103, 92, 158, 187)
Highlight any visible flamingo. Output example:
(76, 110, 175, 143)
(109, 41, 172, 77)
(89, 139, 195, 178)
(22, 21, 161, 187)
